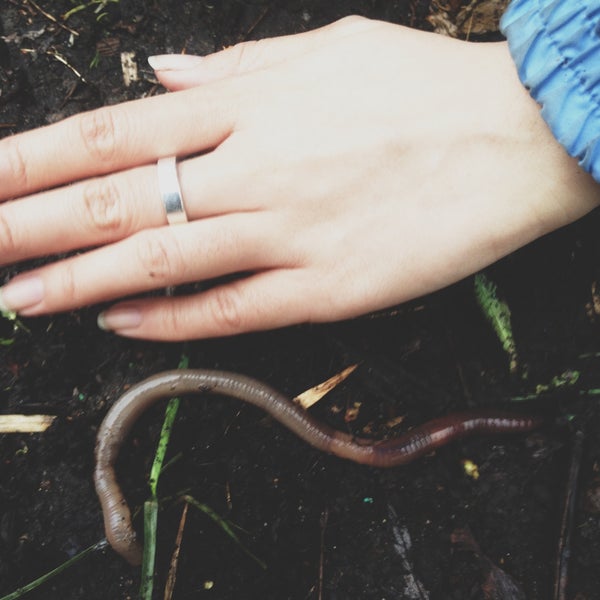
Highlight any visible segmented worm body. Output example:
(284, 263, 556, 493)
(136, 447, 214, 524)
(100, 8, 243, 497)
(94, 369, 541, 565)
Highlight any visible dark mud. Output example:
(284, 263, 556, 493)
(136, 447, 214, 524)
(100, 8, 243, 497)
(1, 1, 600, 599)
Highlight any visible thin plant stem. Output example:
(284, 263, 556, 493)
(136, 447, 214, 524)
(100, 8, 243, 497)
(0, 540, 108, 600)
(139, 353, 189, 599)
(140, 500, 159, 600)
(183, 495, 267, 570)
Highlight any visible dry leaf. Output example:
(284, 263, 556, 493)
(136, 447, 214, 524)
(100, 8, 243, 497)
(344, 402, 361, 423)
(427, 10, 459, 37)
(0, 414, 56, 433)
(428, 0, 508, 38)
(294, 364, 358, 409)
(457, 0, 509, 36)
(384, 414, 406, 429)
(121, 51, 138, 87)
(586, 281, 600, 321)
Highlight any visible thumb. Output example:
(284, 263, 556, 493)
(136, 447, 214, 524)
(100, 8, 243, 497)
(149, 16, 377, 90)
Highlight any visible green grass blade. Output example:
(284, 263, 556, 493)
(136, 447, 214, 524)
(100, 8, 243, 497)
(511, 369, 581, 401)
(474, 272, 519, 374)
(149, 354, 189, 498)
(149, 397, 180, 498)
(183, 495, 267, 570)
(140, 500, 159, 600)
(140, 353, 189, 599)
(0, 540, 107, 600)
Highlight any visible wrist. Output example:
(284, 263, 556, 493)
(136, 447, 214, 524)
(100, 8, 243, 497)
(501, 0, 600, 184)
(490, 41, 600, 235)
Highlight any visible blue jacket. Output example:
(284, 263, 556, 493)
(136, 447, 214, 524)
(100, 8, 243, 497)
(501, 0, 600, 183)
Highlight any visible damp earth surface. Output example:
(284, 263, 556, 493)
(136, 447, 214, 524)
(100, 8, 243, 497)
(2, 1, 600, 599)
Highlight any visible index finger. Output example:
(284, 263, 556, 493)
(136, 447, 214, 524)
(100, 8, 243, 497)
(0, 81, 237, 201)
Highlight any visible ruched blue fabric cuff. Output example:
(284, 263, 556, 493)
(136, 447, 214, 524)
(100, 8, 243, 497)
(500, 0, 600, 184)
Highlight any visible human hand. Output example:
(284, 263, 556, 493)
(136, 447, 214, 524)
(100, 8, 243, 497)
(0, 17, 598, 340)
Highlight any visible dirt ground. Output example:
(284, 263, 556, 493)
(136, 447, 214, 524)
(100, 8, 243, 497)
(2, 1, 600, 599)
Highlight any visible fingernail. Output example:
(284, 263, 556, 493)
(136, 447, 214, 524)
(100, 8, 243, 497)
(98, 307, 143, 332)
(0, 276, 44, 313)
(148, 54, 202, 71)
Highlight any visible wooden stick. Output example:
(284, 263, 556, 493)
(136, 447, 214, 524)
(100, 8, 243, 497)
(0, 414, 56, 433)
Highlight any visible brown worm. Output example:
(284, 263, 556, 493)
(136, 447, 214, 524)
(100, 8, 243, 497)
(94, 369, 541, 566)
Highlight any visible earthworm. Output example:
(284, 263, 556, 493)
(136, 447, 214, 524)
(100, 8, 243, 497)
(94, 369, 541, 566)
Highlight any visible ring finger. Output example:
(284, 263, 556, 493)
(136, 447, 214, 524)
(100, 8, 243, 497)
(0, 141, 260, 265)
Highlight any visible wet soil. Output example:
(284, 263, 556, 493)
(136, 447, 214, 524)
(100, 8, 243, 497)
(2, 1, 600, 599)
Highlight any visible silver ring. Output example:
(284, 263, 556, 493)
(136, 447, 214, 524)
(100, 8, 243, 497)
(157, 156, 188, 225)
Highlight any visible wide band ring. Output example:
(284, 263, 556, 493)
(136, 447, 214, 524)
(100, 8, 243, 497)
(157, 156, 188, 225)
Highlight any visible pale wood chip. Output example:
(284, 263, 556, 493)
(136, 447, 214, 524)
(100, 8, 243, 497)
(294, 364, 358, 409)
(0, 414, 56, 433)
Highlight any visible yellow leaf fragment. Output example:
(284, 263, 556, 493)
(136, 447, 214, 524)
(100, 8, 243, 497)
(462, 459, 480, 480)
(121, 51, 138, 87)
(294, 364, 358, 409)
(457, 0, 509, 36)
(384, 415, 406, 429)
(426, 10, 458, 37)
(344, 402, 362, 423)
(0, 414, 56, 433)
(586, 280, 600, 322)
(427, 0, 508, 38)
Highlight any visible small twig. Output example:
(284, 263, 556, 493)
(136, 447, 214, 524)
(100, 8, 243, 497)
(0, 414, 55, 433)
(164, 503, 188, 600)
(553, 428, 585, 600)
(46, 48, 88, 84)
(238, 5, 271, 42)
(58, 81, 79, 111)
(24, 0, 79, 37)
(294, 365, 357, 409)
(318, 508, 328, 600)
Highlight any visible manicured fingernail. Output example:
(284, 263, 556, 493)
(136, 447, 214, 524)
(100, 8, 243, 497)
(0, 276, 44, 313)
(148, 54, 202, 71)
(97, 307, 143, 332)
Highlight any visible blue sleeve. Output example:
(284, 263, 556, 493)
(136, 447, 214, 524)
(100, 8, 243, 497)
(500, 0, 600, 183)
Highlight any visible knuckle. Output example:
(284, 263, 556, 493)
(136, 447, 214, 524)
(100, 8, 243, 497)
(4, 137, 28, 190)
(209, 285, 244, 332)
(0, 204, 18, 256)
(337, 14, 367, 27)
(58, 262, 77, 303)
(229, 40, 260, 73)
(82, 177, 125, 233)
(161, 303, 191, 339)
(78, 107, 120, 165)
(338, 14, 361, 23)
(333, 15, 372, 34)
(135, 231, 182, 284)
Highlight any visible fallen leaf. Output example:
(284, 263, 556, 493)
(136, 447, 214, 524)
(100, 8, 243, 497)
(294, 364, 358, 409)
(121, 51, 138, 87)
(457, 0, 509, 36)
(0, 414, 56, 433)
(344, 402, 361, 423)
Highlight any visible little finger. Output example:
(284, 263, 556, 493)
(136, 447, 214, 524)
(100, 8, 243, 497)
(97, 269, 312, 341)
